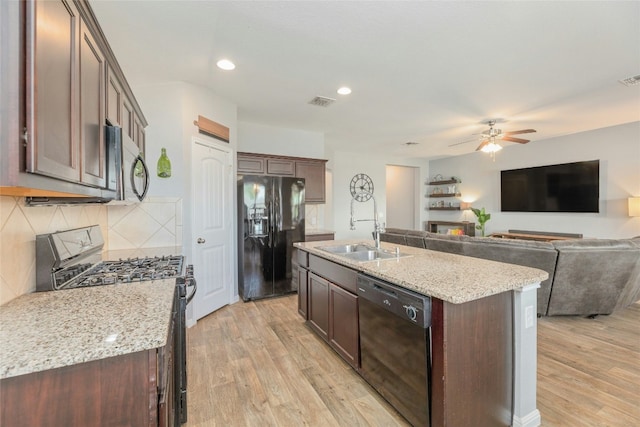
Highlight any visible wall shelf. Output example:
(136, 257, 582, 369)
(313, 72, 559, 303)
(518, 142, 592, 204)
(427, 175, 462, 210)
(428, 193, 461, 198)
(426, 220, 476, 236)
(427, 179, 460, 185)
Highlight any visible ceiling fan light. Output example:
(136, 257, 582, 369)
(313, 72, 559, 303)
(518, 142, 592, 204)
(481, 142, 502, 153)
(216, 59, 236, 70)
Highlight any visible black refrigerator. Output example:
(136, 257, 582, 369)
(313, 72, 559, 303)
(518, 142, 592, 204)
(238, 175, 305, 301)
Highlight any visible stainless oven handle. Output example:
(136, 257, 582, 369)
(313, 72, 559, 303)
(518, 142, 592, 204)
(186, 277, 197, 304)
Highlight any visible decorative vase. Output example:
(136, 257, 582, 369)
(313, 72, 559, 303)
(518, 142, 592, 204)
(157, 148, 171, 178)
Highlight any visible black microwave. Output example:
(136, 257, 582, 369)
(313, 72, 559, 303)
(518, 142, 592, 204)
(105, 125, 149, 203)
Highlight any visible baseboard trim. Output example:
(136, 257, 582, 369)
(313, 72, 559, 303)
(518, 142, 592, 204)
(512, 409, 541, 427)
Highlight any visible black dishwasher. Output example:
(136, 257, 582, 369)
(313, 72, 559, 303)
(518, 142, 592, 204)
(357, 274, 432, 427)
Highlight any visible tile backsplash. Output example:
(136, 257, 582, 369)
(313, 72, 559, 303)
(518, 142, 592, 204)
(0, 196, 182, 305)
(0, 196, 108, 304)
(107, 197, 182, 250)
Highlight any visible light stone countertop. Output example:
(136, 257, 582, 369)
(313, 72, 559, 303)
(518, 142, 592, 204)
(305, 229, 335, 236)
(0, 279, 175, 379)
(295, 239, 549, 304)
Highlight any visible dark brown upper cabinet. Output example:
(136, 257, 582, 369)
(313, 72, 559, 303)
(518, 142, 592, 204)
(237, 152, 327, 203)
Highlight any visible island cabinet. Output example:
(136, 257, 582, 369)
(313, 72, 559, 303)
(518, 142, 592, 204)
(297, 248, 516, 427)
(430, 292, 514, 427)
(237, 152, 328, 203)
(305, 254, 359, 369)
(296, 250, 310, 319)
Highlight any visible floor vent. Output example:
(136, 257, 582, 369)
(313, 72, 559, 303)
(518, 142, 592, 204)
(308, 96, 336, 107)
(619, 75, 640, 87)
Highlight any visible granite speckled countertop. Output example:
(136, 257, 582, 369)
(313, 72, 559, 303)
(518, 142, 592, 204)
(305, 229, 335, 236)
(295, 239, 548, 304)
(0, 280, 175, 379)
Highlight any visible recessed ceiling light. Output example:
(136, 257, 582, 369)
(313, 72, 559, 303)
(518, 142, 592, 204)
(216, 59, 235, 71)
(337, 87, 351, 95)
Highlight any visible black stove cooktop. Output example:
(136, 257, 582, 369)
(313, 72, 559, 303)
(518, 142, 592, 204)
(61, 255, 184, 289)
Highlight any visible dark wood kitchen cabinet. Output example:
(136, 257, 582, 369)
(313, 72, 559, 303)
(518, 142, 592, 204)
(106, 65, 123, 128)
(237, 152, 328, 203)
(295, 249, 310, 319)
(295, 160, 326, 203)
(0, 316, 176, 427)
(79, 21, 107, 188)
(0, 0, 147, 198)
(24, 0, 82, 184)
(308, 272, 330, 341)
(329, 283, 359, 368)
(25, 0, 107, 188)
(305, 255, 360, 369)
(0, 347, 174, 427)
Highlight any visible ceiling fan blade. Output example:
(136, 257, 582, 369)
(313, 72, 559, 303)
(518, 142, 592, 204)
(504, 129, 536, 135)
(449, 138, 478, 147)
(502, 136, 529, 144)
(476, 140, 490, 151)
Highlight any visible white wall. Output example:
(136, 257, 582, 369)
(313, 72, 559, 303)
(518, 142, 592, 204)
(331, 152, 429, 240)
(133, 82, 238, 317)
(428, 121, 640, 238)
(134, 82, 238, 259)
(237, 121, 329, 230)
(238, 122, 325, 159)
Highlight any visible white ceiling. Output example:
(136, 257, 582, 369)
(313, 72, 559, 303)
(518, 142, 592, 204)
(91, 1, 640, 159)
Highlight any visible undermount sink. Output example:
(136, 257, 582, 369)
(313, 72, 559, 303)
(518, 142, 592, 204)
(318, 243, 375, 254)
(341, 250, 398, 262)
(317, 243, 411, 263)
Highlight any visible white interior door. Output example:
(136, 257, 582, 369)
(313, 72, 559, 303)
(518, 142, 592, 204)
(192, 139, 233, 320)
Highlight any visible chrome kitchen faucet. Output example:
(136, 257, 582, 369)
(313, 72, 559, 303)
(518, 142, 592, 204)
(350, 190, 385, 249)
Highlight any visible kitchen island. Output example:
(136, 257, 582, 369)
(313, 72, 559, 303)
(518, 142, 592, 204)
(295, 239, 548, 427)
(0, 280, 177, 426)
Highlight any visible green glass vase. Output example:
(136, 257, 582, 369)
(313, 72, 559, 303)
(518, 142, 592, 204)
(157, 147, 171, 178)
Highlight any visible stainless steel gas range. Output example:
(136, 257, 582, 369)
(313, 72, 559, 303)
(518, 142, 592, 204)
(35, 225, 195, 425)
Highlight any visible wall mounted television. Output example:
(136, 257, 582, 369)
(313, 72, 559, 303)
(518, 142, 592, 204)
(500, 160, 600, 213)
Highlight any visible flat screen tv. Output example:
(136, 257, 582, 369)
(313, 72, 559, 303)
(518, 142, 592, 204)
(500, 160, 600, 213)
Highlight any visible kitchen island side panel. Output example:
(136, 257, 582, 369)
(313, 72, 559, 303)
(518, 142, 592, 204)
(431, 292, 514, 427)
(0, 350, 153, 427)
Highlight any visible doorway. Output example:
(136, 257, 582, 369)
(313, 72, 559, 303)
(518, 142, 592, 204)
(385, 165, 419, 229)
(191, 138, 234, 320)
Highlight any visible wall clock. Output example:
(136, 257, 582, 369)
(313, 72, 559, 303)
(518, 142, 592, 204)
(350, 173, 374, 202)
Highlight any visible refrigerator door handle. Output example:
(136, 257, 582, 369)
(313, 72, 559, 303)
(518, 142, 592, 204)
(266, 200, 273, 247)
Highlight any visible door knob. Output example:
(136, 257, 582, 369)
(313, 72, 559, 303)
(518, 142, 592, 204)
(197, 238, 206, 244)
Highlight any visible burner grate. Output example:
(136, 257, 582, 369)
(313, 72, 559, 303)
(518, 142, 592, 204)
(61, 255, 185, 289)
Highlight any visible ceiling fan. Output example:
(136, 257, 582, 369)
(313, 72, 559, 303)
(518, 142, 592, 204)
(450, 120, 537, 153)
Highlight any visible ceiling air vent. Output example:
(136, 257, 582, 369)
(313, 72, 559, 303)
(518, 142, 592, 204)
(308, 96, 336, 107)
(619, 75, 640, 87)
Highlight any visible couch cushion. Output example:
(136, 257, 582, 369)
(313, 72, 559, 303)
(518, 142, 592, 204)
(548, 239, 640, 316)
(463, 237, 558, 315)
(380, 230, 406, 245)
(405, 230, 428, 248)
(423, 232, 470, 255)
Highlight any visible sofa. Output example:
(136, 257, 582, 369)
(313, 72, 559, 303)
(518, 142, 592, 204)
(381, 229, 640, 317)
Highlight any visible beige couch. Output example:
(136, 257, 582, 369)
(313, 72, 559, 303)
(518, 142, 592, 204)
(381, 228, 640, 317)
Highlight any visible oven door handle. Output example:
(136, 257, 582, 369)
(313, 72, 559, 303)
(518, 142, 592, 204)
(186, 277, 197, 304)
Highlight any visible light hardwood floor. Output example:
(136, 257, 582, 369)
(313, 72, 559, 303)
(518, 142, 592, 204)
(185, 296, 639, 426)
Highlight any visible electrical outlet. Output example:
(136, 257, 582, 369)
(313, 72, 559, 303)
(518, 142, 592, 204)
(525, 305, 534, 328)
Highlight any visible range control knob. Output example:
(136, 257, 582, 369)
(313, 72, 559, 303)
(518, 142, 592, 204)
(403, 304, 418, 322)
